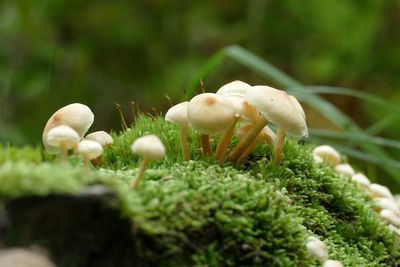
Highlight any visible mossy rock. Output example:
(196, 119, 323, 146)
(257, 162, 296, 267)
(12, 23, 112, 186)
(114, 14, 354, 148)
(0, 116, 399, 266)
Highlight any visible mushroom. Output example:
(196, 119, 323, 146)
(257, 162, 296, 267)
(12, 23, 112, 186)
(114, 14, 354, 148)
(323, 260, 343, 267)
(373, 197, 399, 213)
(229, 85, 307, 163)
(214, 81, 259, 163)
(351, 173, 371, 189)
(0, 248, 56, 267)
(187, 93, 236, 156)
(368, 183, 394, 200)
(46, 125, 80, 161)
(235, 123, 276, 164)
(334, 163, 355, 178)
(85, 131, 113, 167)
(131, 135, 165, 189)
(165, 101, 190, 161)
(380, 209, 400, 227)
(312, 145, 341, 167)
(75, 140, 103, 166)
(305, 236, 328, 263)
(43, 103, 94, 154)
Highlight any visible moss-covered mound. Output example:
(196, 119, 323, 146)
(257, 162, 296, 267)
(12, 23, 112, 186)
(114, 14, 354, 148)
(0, 116, 399, 266)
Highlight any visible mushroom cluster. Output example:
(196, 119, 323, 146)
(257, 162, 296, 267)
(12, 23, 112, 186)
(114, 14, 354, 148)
(312, 144, 400, 236)
(165, 81, 308, 165)
(42, 103, 113, 166)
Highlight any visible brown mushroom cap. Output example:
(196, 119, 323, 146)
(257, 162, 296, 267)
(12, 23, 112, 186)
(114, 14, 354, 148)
(43, 103, 94, 154)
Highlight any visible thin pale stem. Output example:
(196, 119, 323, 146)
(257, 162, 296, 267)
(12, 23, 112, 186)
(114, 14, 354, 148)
(200, 134, 212, 156)
(83, 155, 91, 166)
(215, 116, 239, 164)
(60, 142, 68, 162)
(236, 138, 258, 165)
(131, 157, 149, 189)
(228, 117, 268, 163)
(180, 126, 190, 161)
(274, 128, 286, 163)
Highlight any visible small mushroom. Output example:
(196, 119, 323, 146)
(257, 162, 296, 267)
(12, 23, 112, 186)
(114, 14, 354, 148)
(312, 145, 341, 167)
(305, 236, 328, 263)
(334, 163, 355, 178)
(351, 173, 371, 189)
(229, 86, 307, 163)
(46, 125, 80, 161)
(187, 93, 235, 156)
(165, 101, 190, 161)
(76, 140, 103, 166)
(380, 209, 400, 227)
(373, 197, 399, 213)
(43, 103, 94, 154)
(131, 135, 165, 189)
(85, 131, 114, 167)
(368, 183, 394, 200)
(323, 260, 343, 267)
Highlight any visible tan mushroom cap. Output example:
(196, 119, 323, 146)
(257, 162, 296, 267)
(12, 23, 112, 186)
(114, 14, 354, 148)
(187, 93, 236, 135)
(165, 101, 189, 126)
(131, 135, 166, 160)
(76, 140, 104, 160)
(43, 103, 94, 154)
(216, 80, 251, 96)
(369, 183, 394, 199)
(335, 163, 355, 177)
(351, 173, 371, 188)
(245, 85, 308, 137)
(85, 131, 113, 147)
(380, 209, 400, 227)
(312, 145, 341, 167)
(46, 125, 80, 150)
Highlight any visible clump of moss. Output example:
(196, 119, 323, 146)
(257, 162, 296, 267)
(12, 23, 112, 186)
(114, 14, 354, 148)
(0, 115, 399, 266)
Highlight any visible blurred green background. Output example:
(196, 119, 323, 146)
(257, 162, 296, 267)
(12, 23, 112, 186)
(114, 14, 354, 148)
(1, 1, 400, 188)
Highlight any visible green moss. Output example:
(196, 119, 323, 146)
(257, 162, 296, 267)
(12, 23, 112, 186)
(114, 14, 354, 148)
(0, 115, 399, 266)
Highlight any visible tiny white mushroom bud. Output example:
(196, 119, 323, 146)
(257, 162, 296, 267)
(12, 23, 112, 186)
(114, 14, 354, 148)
(306, 237, 328, 263)
(323, 260, 344, 267)
(131, 135, 166, 189)
(335, 164, 355, 178)
(374, 197, 400, 213)
(351, 173, 371, 189)
(369, 183, 394, 200)
(380, 209, 400, 227)
(312, 145, 341, 167)
(76, 140, 103, 166)
(47, 125, 80, 161)
(85, 131, 113, 147)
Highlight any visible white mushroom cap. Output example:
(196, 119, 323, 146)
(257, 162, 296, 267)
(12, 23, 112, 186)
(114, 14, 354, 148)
(312, 145, 341, 167)
(323, 260, 343, 267)
(216, 80, 251, 96)
(0, 248, 56, 267)
(76, 140, 104, 160)
(187, 93, 236, 135)
(313, 154, 324, 164)
(335, 163, 355, 177)
(165, 101, 189, 126)
(380, 209, 400, 227)
(369, 183, 394, 200)
(131, 135, 166, 160)
(388, 224, 400, 237)
(351, 173, 371, 189)
(305, 237, 328, 263)
(394, 194, 400, 207)
(245, 85, 307, 137)
(43, 103, 94, 154)
(46, 125, 80, 150)
(373, 197, 399, 213)
(85, 131, 113, 147)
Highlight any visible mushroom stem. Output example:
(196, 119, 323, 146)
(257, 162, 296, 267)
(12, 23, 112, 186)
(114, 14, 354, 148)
(180, 125, 190, 161)
(60, 142, 68, 161)
(200, 134, 212, 156)
(83, 155, 91, 166)
(215, 116, 239, 164)
(236, 138, 258, 165)
(132, 157, 149, 189)
(228, 117, 268, 163)
(274, 128, 286, 163)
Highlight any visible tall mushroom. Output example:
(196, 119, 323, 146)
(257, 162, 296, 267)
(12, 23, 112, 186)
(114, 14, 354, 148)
(187, 93, 236, 156)
(165, 101, 190, 161)
(131, 135, 165, 189)
(214, 80, 259, 163)
(46, 125, 80, 161)
(229, 85, 307, 163)
(43, 103, 94, 154)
